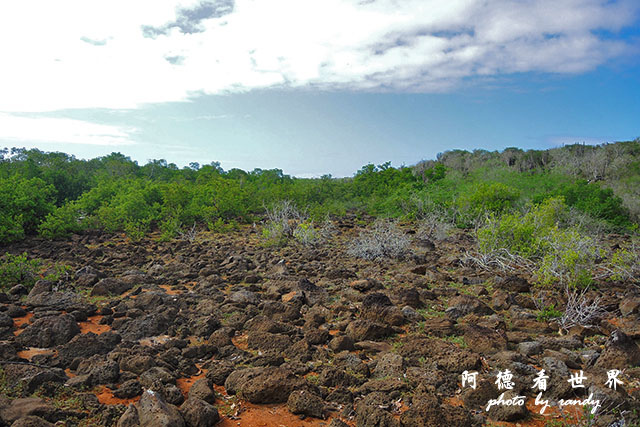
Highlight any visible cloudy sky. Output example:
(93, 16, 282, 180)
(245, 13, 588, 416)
(1, 0, 639, 176)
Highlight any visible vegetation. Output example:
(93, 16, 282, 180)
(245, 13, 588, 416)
(0, 140, 638, 246)
(0, 252, 41, 291)
(348, 219, 410, 260)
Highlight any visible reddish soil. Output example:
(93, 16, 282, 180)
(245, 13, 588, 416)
(96, 386, 141, 406)
(159, 284, 182, 295)
(281, 291, 297, 302)
(176, 368, 208, 396)
(231, 333, 249, 350)
(217, 402, 351, 427)
(78, 315, 111, 334)
(17, 348, 56, 360)
(12, 311, 33, 334)
(212, 384, 351, 427)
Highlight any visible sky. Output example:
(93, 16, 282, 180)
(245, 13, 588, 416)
(0, 0, 639, 177)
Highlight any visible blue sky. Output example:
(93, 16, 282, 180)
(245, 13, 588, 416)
(0, 0, 639, 177)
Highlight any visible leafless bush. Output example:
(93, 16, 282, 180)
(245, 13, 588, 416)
(263, 200, 333, 247)
(558, 286, 606, 331)
(461, 248, 535, 274)
(348, 219, 410, 260)
(179, 222, 198, 242)
(418, 213, 454, 241)
(264, 200, 305, 239)
(318, 216, 338, 240)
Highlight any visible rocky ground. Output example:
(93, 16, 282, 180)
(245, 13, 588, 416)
(0, 217, 639, 426)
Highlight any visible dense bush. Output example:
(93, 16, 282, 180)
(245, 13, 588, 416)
(478, 197, 565, 258)
(0, 176, 55, 242)
(559, 180, 632, 229)
(1, 141, 638, 243)
(477, 198, 603, 287)
(457, 182, 520, 226)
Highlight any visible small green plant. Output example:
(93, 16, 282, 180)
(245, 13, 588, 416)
(537, 304, 562, 322)
(293, 220, 319, 246)
(159, 215, 181, 241)
(44, 263, 73, 282)
(444, 335, 467, 348)
(0, 252, 41, 291)
(207, 217, 238, 233)
(262, 200, 304, 246)
(124, 218, 151, 242)
(306, 373, 320, 385)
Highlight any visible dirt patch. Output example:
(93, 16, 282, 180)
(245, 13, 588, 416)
(78, 315, 111, 335)
(231, 333, 248, 351)
(218, 402, 351, 427)
(159, 284, 182, 295)
(13, 311, 33, 334)
(17, 347, 56, 360)
(177, 368, 208, 396)
(96, 386, 141, 406)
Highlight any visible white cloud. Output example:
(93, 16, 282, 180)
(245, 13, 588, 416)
(0, 113, 137, 146)
(0, 0, 637, 112)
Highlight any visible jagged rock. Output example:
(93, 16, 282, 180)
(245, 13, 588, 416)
(137, 390, 185, 427)
(225, 367, 304, 404)
(594, 329, 640, 369)
(287, 390, 325, 419)
(16, 314, 79, 348)
(180, 397, 220, 427)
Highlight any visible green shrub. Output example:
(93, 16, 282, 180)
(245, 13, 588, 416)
(293, 220, 320, 246)
(0, 252, 41, 291)
(159, 215, 181, 241)
(207, 218, 238, 233)
(0, 176, 55, 242)
(560, 180, 632, 229)
(0, 212, 25, 242)
(123, 218, 151, 242)
(39, 203, 86, 238)
(422, 164, 446, 183)
(607, 245, 640, 282)
(457, 182, 519, 226)
(478, 197, 565, 258)
(44, 264, 73, 282)
(536, 227, 601, 288)
(477, 197, 601, 288)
